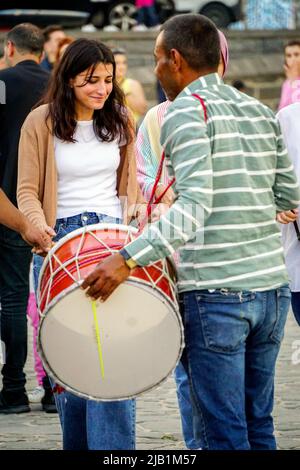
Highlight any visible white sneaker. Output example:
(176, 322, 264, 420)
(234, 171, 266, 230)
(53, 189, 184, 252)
(81, 24, 98, 33)
(132, 24, 148, 31)
(28, 386, 45, 403)
(102, 25, 120, 32)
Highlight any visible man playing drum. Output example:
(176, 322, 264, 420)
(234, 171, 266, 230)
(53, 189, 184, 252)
(83, 14, 300, 449)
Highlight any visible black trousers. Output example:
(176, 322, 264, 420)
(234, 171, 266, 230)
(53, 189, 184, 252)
(0, 237, 32, 394)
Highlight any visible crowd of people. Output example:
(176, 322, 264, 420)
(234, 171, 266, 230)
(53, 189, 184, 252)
(1, 12, 300, 451)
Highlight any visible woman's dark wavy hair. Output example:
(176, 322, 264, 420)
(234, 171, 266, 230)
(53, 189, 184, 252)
(42, 38, 133, 144)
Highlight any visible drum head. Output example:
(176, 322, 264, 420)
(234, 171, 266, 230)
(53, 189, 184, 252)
(39, 281, 183, 400)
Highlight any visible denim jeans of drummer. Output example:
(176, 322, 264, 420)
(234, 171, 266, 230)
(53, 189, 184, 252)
(33, 212, 136, 450)
(178, 286, 291, 450)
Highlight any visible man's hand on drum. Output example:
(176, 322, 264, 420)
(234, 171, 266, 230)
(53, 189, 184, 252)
(276, 208, 299, 224)
(20, 218, 55, 254)
(82, 253, 130, 302)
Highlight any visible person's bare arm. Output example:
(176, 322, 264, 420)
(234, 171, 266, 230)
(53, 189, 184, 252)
(0, 189, 53, 251)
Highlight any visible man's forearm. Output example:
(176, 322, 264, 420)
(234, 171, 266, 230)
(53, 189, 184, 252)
(0, 189, 27, 233)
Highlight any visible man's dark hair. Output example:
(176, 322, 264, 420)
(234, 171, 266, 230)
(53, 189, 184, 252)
(43, 24, 64, 42)
(7, 23, 45, 55)
(232, 79, 245, 91)
(160, 14, 220, 72)
(285, 40, 300, 51)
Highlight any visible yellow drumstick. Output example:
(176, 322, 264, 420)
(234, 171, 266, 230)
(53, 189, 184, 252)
(92, 300, 105, 379)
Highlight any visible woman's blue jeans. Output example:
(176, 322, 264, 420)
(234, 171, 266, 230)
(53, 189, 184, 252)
(33, 212, 136, 450)
(178, 286, 290, 450)
(174, 363, 201, 449)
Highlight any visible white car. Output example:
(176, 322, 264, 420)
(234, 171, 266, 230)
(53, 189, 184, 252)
(173, 1, 243, 27)
(0, 1, 243, 30)
(106, 0, 243, 29)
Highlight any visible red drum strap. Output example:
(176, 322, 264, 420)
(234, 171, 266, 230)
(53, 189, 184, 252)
(140, 94, 208, 229)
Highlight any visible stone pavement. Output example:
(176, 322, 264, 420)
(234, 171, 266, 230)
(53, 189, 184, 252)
(0, 313, 300, 450)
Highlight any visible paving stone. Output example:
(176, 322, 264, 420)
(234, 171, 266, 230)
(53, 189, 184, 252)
(0, 312, 299, 449)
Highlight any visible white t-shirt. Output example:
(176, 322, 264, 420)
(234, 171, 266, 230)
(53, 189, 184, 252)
(54, 120, 122, 219)
(277, 102, 300, 291)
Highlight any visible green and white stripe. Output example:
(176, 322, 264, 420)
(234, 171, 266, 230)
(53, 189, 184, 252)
(126, 73, 300, 292)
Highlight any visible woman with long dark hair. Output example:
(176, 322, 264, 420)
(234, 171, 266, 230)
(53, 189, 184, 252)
(17, 38, 144, 450)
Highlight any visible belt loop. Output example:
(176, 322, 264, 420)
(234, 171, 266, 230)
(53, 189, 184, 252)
(81, 212, 89, 226)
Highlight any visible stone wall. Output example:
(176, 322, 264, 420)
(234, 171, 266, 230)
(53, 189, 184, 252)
(1, 29, 300, 110)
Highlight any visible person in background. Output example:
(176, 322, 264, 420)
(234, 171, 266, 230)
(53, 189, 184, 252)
(26, 266, 47, 405)
(0, 56, 7, 70)
(0, 23, 50, 414)
(277, 102, 300, 327)
(278, 40, 300, 110)
(113, 48, 148, 127)
(55, 36, 75, 62)
(135, 28, 229, 450)
(40, 25, 66, 72)
(134, 0, 159, 29)
(232, 79, 246, 93)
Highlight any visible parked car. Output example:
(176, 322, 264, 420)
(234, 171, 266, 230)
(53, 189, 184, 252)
(0, 1, 243, 31)
(0, 1, 173, 30)
(174, 1, 244, 28)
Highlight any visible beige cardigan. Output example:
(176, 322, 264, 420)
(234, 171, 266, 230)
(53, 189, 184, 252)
(17, 104, 145, 229)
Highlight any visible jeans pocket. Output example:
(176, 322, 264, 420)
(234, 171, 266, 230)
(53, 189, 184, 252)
(195, 291, 253, 353)
(269, 286, 291, 344)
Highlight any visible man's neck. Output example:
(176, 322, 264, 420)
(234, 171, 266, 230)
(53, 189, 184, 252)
(181, 68, 218, 90)
(11, 54, 40, 67)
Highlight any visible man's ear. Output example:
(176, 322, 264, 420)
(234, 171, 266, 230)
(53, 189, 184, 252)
(6, 41, 15, 58)
(169, 48, 182, 72)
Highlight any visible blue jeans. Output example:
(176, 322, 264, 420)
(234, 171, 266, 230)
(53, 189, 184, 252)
(137, 6, 159, 27)
(174, 363, 201, 449)
(33, 212, 136, 450)
(179, 286, 290, 450)
(291, 292, 300, 326)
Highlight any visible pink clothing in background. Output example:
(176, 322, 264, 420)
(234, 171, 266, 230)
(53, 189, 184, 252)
(135, 0, 155, 7)
(218, 30, 229, 76)
(278, 78, 300, 110)
(27, 292, 46, 386)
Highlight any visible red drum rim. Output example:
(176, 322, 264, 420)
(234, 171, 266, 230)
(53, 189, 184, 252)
(37, 223, 139, 309)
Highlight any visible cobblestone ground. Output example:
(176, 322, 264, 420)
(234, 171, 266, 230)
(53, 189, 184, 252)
(0, 313, 300, 450)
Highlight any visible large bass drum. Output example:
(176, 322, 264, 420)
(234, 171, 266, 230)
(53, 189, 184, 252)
(37, 223, 184, 401)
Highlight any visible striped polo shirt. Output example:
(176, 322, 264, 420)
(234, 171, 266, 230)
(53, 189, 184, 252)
(126, 73, 300, 292)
